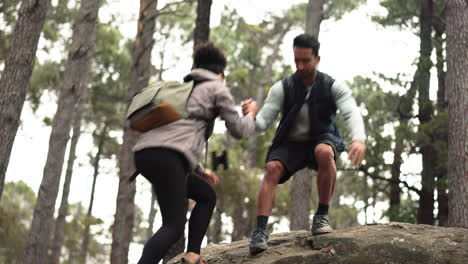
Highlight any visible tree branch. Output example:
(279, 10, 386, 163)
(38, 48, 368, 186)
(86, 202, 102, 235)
(341, 167, 422, 196)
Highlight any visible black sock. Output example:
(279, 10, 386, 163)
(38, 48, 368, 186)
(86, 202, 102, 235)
(256, 215, 269, 231)
(315, 203, 329, 215)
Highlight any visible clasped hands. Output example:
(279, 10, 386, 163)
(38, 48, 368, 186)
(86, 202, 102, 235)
(241, 98, 259, 117)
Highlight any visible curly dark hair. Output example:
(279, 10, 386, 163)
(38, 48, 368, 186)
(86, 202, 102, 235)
(193, 41, 227, 76)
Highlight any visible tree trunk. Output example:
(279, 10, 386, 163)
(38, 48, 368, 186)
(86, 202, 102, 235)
(231, 204, 249, 241)
(289, 168, 313, 230)
(306, 0, 325, 38)
(193, 0, 212, 47)
(0, 0, 51, 200)
(362, 173, 369, 224)
(446, 0, 468, 228)
(434, 21, 449, 227)
(434, 24, 447, 108)
(207, 200, 223, 244)
(288, 0, 326, 231)
(49, 102, 84, 264)
(22, 0, 101, 263)
(437, 177, 449, 226)
(146, 189, 157, 239)
(388, 135, 403, 221)
(79, 124, 107, 263)
(231, 172, 250, 241)
(416, 0, 435, 226)
(111, 0, 158, 263)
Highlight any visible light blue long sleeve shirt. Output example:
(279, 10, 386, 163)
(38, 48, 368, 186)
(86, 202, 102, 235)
(255, 79, 366, 142)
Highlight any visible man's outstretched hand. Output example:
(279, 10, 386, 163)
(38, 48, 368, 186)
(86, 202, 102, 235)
(241, 98, 259, 117)
(348, 140, 366, 166)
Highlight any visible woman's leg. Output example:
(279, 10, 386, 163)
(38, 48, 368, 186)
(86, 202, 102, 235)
(135, 148, 189, 264)
(186, 175, 217, 254)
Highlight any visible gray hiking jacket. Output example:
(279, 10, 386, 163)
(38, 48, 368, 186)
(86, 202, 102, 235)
(132, 69, 255, 173)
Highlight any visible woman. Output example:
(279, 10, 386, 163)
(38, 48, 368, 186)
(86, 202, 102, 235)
(132, 42, 258, 264)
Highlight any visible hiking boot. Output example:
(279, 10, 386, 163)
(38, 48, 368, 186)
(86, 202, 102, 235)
(249, 229, 268, 255)
(311, 214, 333, 236)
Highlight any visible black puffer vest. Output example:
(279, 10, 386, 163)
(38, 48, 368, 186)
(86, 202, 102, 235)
(270, 71, 344, 151)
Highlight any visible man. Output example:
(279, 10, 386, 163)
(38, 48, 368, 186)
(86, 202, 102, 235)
(243, 33, 366, 255)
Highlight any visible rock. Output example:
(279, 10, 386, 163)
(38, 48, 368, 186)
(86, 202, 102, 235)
(168, 222, 468, 264)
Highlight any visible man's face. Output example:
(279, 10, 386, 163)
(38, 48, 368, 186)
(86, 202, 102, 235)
(293, 47, 320, 79)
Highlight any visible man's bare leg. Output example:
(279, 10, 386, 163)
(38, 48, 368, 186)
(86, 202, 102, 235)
(312, 143, 336, 235)
(250, 160, 285, 254)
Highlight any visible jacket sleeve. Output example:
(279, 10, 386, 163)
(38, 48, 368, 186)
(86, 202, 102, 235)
(255, 80, 284, 131)
(214, 84, 255, 139)
(332, 81, 366, 142)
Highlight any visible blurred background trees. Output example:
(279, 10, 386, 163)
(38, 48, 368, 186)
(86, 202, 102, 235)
(0, 0, 466, 263)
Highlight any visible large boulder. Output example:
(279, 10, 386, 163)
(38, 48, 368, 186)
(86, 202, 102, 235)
(168, 222, 468, 264)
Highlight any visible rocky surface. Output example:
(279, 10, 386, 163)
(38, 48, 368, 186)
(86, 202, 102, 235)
(168, 222, 468, 264)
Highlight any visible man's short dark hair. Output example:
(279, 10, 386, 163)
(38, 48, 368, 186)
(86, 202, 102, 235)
(293, 34, 320, 56)
(193, 41, 227, 76)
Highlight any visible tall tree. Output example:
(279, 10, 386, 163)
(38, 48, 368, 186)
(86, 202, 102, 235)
(111, 0, 158, 263)
(305, 0, 325, 37)
(79, 123, 108, 264)
(50, 18, 131, 263)
(0, 0, 51, 200)
(193, 0, 212, 47)
(416, 0, 435, 225)
(433, 2, 449, 224)
(22, 0, 102, 263)
(446, 0, 468, 228)
(49, 107, 84, 264)
(372, 0, 451, 225)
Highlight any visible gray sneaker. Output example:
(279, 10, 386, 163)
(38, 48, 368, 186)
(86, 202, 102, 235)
(311, 214, 333, 236)
(249, 229, 268, 255)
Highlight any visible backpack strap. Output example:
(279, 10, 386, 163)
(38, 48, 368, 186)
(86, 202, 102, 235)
(128, 170, 139, 182)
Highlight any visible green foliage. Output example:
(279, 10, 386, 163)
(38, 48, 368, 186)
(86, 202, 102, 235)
(26, 0, 77, 111)
(336, 76, 405, 223)
(0, 0, 19, 60)
(418, 109, 448, 174)
(324, 0, 367, 20)
(0, 181, 37, 263)
(61, 203, 108, 263)
(383, 197, 418, 223)
(157, 0, 197, 45)
(373, 0, 446, 32)
(211, 7, 298, 103)
(329, 204, 360, 229)
(89, 21, 131, 126)
(131, 204, 149, 244)
(372, 0, 419, 30)
(29, 59, 65, 111)
(44, 0, 77, 42)
(85, 20, 132, 162)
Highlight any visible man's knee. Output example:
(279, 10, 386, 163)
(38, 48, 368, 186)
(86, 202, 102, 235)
(265, 161, 285, 183)
(314, 144, 334, 166)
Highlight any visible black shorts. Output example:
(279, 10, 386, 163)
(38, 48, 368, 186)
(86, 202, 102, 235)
(266, 134, 344, 184)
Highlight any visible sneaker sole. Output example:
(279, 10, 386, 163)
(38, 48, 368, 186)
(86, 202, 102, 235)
(249, 244, 268, 255)
(312, 229, 332, 236)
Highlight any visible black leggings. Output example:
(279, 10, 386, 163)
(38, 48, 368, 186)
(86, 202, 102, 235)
(135, 148, 216, 264)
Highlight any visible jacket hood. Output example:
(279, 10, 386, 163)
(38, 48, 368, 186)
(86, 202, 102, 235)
(183, 68, 220, 82)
